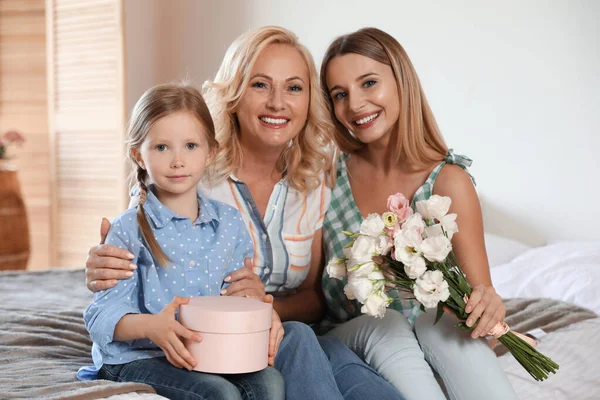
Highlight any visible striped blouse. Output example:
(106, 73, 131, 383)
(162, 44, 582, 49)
(200, 173, 331, 293)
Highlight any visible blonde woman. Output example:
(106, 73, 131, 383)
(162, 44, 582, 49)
(318, 27, 518, 400)
(83, 26, 403, 400)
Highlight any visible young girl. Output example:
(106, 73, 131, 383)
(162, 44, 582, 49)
(318, 28, 518, 399)
(83, 83, 285, 400)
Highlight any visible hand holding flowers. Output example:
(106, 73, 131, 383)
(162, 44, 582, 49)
(326, 193, 559, 381)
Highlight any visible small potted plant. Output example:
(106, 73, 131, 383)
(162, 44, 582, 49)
(0, 129, 30, 270)
(0, 129, 26, 163)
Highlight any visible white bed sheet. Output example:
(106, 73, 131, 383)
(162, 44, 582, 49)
(491, 241, 600, 315)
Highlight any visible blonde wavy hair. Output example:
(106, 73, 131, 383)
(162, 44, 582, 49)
(203, 26, 335, 191)
(320, 27, 448, 168)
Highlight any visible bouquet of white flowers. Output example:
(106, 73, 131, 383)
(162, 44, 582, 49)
(327, 193, 559, 381)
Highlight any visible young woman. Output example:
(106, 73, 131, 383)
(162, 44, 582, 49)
(318, 27, 518, 400)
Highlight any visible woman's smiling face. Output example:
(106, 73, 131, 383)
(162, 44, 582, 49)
(235, 43, 310, 152)
(326, 53, 400, 147)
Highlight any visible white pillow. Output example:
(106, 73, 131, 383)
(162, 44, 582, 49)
(491, 241, 600, 315)
(484, 233, 532, 268)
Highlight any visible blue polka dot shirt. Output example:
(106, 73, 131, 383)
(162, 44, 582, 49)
(83, 188, 253, 369)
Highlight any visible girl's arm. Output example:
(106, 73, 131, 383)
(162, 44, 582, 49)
(434, 164, 506, 339)
(114, 297, 201, 371)
(84, 216, 199, 370)
(273, 228, 327, 323)
(84, 218, 145, 348)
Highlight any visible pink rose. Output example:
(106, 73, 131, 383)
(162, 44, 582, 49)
(2, 130, 25, 145)
(387, 192, 413, 223)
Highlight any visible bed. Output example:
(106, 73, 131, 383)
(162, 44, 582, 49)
(1, 236, 599, 399)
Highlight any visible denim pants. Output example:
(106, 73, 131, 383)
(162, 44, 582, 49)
(325, 309, 518, 400)
(99, 356, 284, 400)
(100, 321, 402, 400)
(274, 321, 403, 400)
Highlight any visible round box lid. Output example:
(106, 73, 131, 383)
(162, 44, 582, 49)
(179, 296, 272, 334)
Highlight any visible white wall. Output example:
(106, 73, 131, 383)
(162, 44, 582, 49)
(126, 0, 600, 245)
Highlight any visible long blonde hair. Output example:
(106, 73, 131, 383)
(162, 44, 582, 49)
(126, 83, 218, 266)
(320, 27, 447, 167)
(203, 26, 335, 191)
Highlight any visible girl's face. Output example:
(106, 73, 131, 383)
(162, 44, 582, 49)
(325, 53, 400, 147)
(235, 43, 310, 153)
(132, 111, 214, 198)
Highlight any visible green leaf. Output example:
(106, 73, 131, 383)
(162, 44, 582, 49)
(434, 302, 445, 325)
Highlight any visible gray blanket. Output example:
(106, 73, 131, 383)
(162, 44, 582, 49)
(1, 268, 597, 399)
(0, 268, 155, 399)
(495, 297, 598, 356)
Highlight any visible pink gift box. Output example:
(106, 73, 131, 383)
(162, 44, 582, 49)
(179, 296, 272, 374)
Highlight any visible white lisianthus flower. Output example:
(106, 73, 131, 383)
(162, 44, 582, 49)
(346, 270, 385, 303)
(374, 234, 394, 255)
(424, 213, 458, 240)
(343, 246, 353, 259)
(351, 235, 377, 263)
(352, 260, 376, 276)
(346, 276, 373, 303)
(326, 258, 347, 280)
(440, 213, 458, 239)
(403, 255, 427, 279)
(424, 224, 444, 238)
(361, 290, 391, 318)
(414, 270, 450, 309)
(400, 213, 425, 236)
(394, 227, 423, 266)
(360, 213, 386, 237)
(343, 284, 356, 300)
(416, 195, 452, 221)
(421, 235, 452, 262)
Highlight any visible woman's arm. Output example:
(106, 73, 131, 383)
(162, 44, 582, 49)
(272, 229, 327, 323)
(434, 165, 506, 338)
(86, 218, 137, 291)
(87, 218, 265, 297)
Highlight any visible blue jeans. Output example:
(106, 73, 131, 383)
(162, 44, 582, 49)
(275, 321, 403, 400)
(99, 357, 284, 399)
(326, 309, 517, 400)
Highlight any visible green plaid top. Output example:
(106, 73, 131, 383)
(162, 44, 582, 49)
(320, 149, 473, 331)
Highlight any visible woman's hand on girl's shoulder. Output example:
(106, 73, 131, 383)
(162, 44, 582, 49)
(222, 258, 266, 299)
(86, 217, 137, 292)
